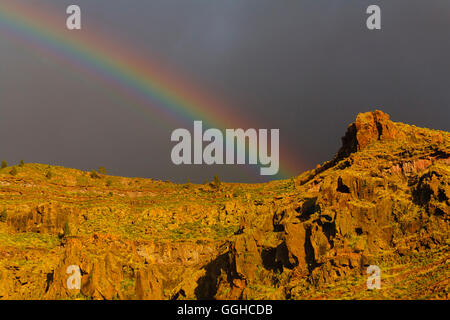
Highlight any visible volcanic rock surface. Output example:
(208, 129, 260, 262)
(0, 111, 448, 299)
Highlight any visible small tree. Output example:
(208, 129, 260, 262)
(62, 221, 71, 238)
(290, 177, 296, 189)
(19, 160, 25, 167)
(98, 166, 107, 175)
(90, 170, 101, 179)
(45, 170, 53, 179)
(1, 160, 7, 169)
(213, 174, 221, 189)
(9, 167, 18, 176)
(0, 209, 7, 222)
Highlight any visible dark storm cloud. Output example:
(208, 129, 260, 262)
(1, 0, 449, 182)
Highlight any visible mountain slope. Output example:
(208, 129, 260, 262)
(0, 110, 448, 300)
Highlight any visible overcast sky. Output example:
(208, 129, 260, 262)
(1, 0, 449, 182)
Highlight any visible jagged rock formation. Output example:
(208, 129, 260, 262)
(0, 111, 448, 299)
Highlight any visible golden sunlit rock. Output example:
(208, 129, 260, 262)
(0, 111, 448, 300)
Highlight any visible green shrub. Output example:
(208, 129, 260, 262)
(1, 160, 7, 169)
(19, 160, 25, 167)
(90, 170, 101, 179)
(183, 183, 192, 189)
(98, 166, 107, 174)
(45, 171, 53, 179)
(0, 209, 7, 222)
(290, 177, 296, 189)
(9, 167, 18, 176)
(213, 174, 221, 189)
(62, 221, 71, 238)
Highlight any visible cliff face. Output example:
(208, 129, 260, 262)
(0, 111, 448, 300)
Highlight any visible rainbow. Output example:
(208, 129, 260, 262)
(0, 1, 304, 180)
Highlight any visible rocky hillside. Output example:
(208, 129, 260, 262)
(0, 110, 448, 300)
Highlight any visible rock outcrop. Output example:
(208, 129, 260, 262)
(337, 110, 400, 158)
(0, 110, 448, 300)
